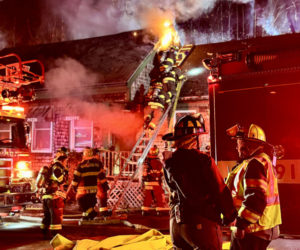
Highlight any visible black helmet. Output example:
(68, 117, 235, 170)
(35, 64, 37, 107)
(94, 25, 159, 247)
(162, 114, 206, 141)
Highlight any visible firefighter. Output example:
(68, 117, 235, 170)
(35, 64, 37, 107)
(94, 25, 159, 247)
(69, 147, 107, 221)
(93, 148, 110, 217)
(160, 46, 179, 73)
(225, 124, 282, 250)
(36, 155, 68, 239)
(162, 114, 236, 249)
(141, 145, 167, 216)
(143, 78, 165, 130)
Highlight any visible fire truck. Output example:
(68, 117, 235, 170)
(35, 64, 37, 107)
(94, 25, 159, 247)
(204, 33, 300, 235)
(0, 53, 44, 206)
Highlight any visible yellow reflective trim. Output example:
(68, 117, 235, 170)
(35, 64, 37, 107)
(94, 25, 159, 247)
(144, 181, 160, 186)
(50, 224, 62, 230)
(158, 95, 165, 99)
(239, 206, 260, 223)
(86, 207, 94, 214)
(42, 195, 53, 199)
(40, 224, 47, 229)
(71, 181, 78, 186)
(165, 58, 174, 64)
(74, 170, 81, 177)
(148, 102, 164, 109)
(163, 77, 175, 83)
(141, 206, 151, 211)
(168, 92, 172, 97)
(81, 172, 99, 177)
(100, 207, 108, 212)
(245, 178, 268, 191)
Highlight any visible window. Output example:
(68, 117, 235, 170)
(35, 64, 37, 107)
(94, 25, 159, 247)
(31, 121, 53, 153)
(0, 123, 11, 141)
(70, 119, 93, 151)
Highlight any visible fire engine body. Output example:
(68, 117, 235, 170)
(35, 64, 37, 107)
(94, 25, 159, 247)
(0, 53, 44, 206)
(205, 33, 300, 235)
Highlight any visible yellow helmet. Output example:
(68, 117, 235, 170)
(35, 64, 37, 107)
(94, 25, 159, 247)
(248, 124, 266, 142)
(227, 123, 266, 143)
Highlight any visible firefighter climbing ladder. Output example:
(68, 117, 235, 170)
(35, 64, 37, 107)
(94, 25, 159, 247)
(109, 44, 194, 213)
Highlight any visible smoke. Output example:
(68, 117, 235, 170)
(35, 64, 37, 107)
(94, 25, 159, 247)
(257, 0, 300, 35)
(46, 56, 143, 147)
(50, 0, 223, 40)
(63, 99, 143, 141)
(45, 57, 99, 96)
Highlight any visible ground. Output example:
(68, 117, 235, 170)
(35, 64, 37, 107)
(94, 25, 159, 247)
(1, 202, 300, 250)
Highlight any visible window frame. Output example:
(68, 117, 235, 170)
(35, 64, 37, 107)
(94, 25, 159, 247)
(69, 118, 93, 152)
(30, 119, 53, 153)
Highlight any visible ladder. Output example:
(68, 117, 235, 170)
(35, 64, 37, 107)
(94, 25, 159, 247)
(109, 44, 194, 213)
(108, 98, 174, 209)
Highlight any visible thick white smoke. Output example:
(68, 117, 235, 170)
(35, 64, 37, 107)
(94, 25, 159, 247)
(45, 57, 99, 96)
(257, 0, 300, 35)
(45, 57, 143, 147)
(50, 0, 222, 40)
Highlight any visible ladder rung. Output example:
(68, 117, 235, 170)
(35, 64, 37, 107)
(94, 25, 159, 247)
(137, 145, 146, 148)
(127, 161, 137, 165)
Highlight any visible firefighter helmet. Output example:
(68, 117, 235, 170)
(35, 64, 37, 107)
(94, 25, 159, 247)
(55, 146, 69, 158)
(148, 145, 159, 158)
(162, 113, 206, 141)
(226, 123, 266, 143)
(83, 147, 93, 158)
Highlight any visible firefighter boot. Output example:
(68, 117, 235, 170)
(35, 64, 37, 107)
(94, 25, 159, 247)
(88, 210, 98, 220)
(42, 228, 51, 240)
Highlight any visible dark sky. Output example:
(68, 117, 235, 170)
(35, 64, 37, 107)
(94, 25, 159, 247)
(0, 0, 299, 49)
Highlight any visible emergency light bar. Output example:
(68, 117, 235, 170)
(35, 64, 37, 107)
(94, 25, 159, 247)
(2, 105, 24, 112)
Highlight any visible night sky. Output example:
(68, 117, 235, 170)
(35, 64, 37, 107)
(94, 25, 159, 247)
(0, 0, 300, 49)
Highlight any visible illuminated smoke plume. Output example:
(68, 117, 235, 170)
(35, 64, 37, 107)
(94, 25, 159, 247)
(64, 100, 143, 146)
(257, 0, 300, 35)
(45, 57, 143, 147)
(45, 57, 99, 96)
(50, 0, 221, 41)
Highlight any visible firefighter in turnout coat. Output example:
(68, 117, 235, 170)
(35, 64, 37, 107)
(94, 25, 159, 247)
(36, 155, 68, 239)
(226, 124, 282, 250)
(162, 114, 237, 249)
(141, 145, 167, 215)
(70, 147, 108, 220)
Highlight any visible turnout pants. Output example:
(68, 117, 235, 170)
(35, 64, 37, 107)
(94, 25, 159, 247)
(77, 193, 97, 219)
(230, 233, 271, 250)
(41, 197, 64, 234)
(170, 216, 222, 250)
(142, 183, 166, 212)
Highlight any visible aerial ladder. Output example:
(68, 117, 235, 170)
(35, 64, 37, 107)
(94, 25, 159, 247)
(0, 53, 44, 104)
(108, 44, 194, 214)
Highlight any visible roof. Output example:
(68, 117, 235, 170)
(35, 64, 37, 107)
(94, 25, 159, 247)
(0, 30, 155, 96)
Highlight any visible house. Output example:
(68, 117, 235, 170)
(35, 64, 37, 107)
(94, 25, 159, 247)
(0, 30, 213, 176)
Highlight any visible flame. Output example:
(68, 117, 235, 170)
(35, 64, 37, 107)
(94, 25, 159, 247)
(159, 22, 179, 50)
(142, 9, 179, 51)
